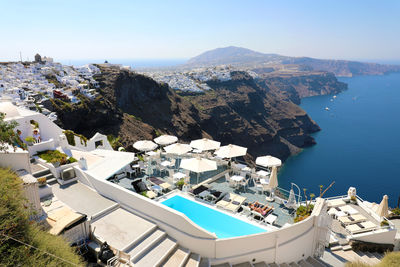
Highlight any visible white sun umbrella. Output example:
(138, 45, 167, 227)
(190, 138, 221, 151)
(215, 144, 247, 158)
(164, 143, 192, 155)
(180, 157, 217, 184)
(376, 195, 389, 218)
(133, 140, 158, 152)
(269, 166, 279, 190)
(154, 135, 178, 146)
(256, 155, 282, 168)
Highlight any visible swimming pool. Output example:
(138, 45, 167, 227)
(161, 195, 267, 238)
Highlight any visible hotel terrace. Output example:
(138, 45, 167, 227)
(0, 101, 398, 267)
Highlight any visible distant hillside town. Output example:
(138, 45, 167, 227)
(0, 54, 101, 121)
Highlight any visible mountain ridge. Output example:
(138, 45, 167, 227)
(186, 46, 400, 77)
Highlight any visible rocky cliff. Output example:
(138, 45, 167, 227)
(256, 71, 348, 105)
(50, 66, 321, 162)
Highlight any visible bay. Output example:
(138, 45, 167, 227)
(278, 73, 400, 207)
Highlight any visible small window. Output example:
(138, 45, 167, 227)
(95, 140, 103, 148)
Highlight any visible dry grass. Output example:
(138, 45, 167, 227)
(346, 251, 400, 267)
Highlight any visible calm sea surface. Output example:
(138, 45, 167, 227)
(278, 73, 400, 207)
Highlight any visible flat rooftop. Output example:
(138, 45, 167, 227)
(52, 182, 116, 217)
(91, 208, 156, 251)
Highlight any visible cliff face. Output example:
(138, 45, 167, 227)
(51, 67, 320, 162)
(256, 71, 348, 104)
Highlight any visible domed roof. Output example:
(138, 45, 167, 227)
(0, 102, 21, 119)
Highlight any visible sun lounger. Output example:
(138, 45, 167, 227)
(346, 220, 377, 234)
(189, 185, 209, 196)
(264, 213, 277, 225)
(338, 214, 367, 225)
(216, 193, 236, 209)
(340, 205, 359, 215)
(148, 177, 172, 191)
(225, 195, 247, 212)
(327, 198, 346, 208)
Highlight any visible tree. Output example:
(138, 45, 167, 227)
(0, 113, 22, 152)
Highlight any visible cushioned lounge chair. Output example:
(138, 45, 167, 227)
(216, 193, 236, 209)
(338, 214, 366, 225)
(225, 195, 247, 212)
(148, 176, 172, 191)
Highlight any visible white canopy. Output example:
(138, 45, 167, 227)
(215, 144, 247, 158)
(256, 155, 282, 167)
(154, 135, 178, 146)
(268, 166, 279, 189)
(164, 143, 192, 155)
(376, 195, 389, 218)
(133, 140, 158, 152)
(180, 157, 217, 173)
(190, 138, 220, 151)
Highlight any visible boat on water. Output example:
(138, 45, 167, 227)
(325, 107, 330, 111)
(333, 95, 337, 99)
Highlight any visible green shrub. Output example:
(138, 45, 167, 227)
(346, 251, 400, 267)
(37, 150, 68, 165)
(380, 220, 389, 227)
(175, 178, 185, 190)
(0, 168, 84, 266)
(140, 191, 148, 198)
(391, 207, 400, 216)
(67, 157, 77, 164)
(294, 204, 314, 223)
(63, 130, 87, 147)
(25, 136, 35, 143)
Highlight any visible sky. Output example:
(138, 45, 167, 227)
(1, 0, 399, 62)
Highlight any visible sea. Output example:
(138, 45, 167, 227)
(278, 72, 400, 207)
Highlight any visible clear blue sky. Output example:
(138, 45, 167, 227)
(1, 0, 399, 61)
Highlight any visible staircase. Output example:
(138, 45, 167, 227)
(106, 220, 206, 267)
(331, 249, 383, 266)
(31, 162, 57, 185)
(210, 256, 330, 267)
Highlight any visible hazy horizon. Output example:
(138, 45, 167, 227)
(1, 1, 399, 62)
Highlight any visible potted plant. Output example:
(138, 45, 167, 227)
(25, 136, 35, 146)
(37, 177, 47, 187)
(350, 195, 357, 204)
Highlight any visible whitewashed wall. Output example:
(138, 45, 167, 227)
(74, 165, 327, 264)
(0, 150, 31, 172)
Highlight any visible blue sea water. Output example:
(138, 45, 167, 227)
(278, 73, 400, 207)
(162, 195, 266, 238)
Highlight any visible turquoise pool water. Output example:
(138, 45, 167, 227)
(161, 195, 266, 238)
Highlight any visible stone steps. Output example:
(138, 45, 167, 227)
(305, 257, 327, 267)
(127, 228, 166, 262)
(161, 246, 190, 267)
(233, 262, 253, 267)
(297, 259, 312, 267)
(132, 236, 177, 267)
(185, 253, 201, 267)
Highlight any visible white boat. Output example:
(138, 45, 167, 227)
(325, 107, 330, 111)
(333, 95, 337, 99)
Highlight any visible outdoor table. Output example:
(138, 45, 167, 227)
(146, 151, 157, 156)
(231, 175, 245, 182)
(257, 170, 270, 177)
(242, 166, 252, 172)
(234, 163, 247, 169)
(260, 178, 269, 185)
(161, 160, 172, 167)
